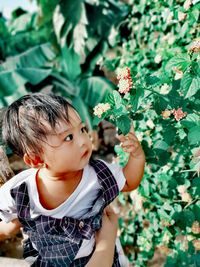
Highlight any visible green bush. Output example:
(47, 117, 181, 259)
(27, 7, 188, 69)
(0, 0, 199, 266)
(97, 0, 200, 265)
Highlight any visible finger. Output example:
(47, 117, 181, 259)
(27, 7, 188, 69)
(104, 205, 115, 215)
(124, 147, 135, 153)
(116, 134, 126, 142)
(130, 122, 135, 134)
(121, 140, 135, 147)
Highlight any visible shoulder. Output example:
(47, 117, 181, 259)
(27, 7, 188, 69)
(0, 168, 36, 193)
(90, 159, 126, 191)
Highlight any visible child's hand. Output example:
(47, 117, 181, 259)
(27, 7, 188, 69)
(117, 125, 144, 159)
(95, 205, 118, 248)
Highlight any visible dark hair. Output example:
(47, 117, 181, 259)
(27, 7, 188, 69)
(2, 93, 75, 157)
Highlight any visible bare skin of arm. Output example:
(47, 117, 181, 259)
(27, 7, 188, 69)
(86, 206, 118, 267)
(118, 125, 146, 192)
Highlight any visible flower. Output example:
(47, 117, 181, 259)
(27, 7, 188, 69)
(189, 39, 200, 53)
(146, 119, 155, 129)
(116, 67, 133, 94)
(192, 221, 200, 234)
(162, 232, 171, 244)
(178, 12, 187, 21)
(160, 84, 170, 94)
(154, 54, 162, 64)
(193, 240, 200, 251)
(93, 103, 111, 118)
(183, 0, 192, 10)
(172, 108, 187, 121)
(116, 67, 131, 80)
(118, 78, 132, 94)
(161, 109, 172, 119)
(177, 185, 187, 194)
(181, 192, 192, 202)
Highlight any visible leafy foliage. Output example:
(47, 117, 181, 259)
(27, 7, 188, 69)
(97, 0, 200, 265)
(0, 0, 200, 266)
(0, 0, 129, 130)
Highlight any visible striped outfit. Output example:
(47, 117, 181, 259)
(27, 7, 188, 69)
(10, 159, 121, 267)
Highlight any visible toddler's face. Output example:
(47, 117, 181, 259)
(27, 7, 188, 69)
(40, 107, 92, 175)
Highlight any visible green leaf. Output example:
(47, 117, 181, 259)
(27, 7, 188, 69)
(0, 70, 27, 97)
(191, 178, 200, 196)
(80, 77, 114, 107)
(17, 68, 52, 85)
(72, 96, 92, 130)
(166, 55, 191, 72)
(60, 46, 81, 81)
(113, 90, 122, 108)
(188, 126, 200, 145)
(154, 140, 169, 151)
(181, 73, 200, 99)
(145, 75, 160, 86)
(53, 0, 82, 46)
(173, 210, 195, 229)
(116, 115, 131, 135)
(1, 43, 55, 70)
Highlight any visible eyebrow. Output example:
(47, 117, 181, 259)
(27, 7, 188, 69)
(56, 121, 84, 135)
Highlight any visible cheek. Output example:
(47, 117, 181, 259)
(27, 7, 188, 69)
(87, 138, 93, 150)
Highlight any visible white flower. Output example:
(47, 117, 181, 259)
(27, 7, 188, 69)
(130, 190, 144, 212)
(160, 84, 170, 94)
(178, 12, 187, 21)
(163, 232, 171, 244)
(151, 15, 157, 22)
(116, 67, 130, 80)
(181, 192, 192, 202)
(118, 79, 132, 94)
(177, 185, 187, 194)
(93, 103, 111, 118)
(189, 39, 200, 53)
(146, 119, 155, 129)
(154, 54, 162, 64)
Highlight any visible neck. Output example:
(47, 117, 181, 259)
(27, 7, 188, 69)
(38, 168, 83, 182)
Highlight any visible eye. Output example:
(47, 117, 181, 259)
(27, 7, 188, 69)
(81, 126, 88, 133)
(64, 134, 73, 141)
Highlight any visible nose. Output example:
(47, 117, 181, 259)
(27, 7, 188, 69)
(77, 134, 86, 147)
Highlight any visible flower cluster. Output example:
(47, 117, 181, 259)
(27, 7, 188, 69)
(116, 67, 133, 94)
(161, 108, 187, 121)
(172, 108, 187, 121)
(192, 221, 200, 234)
(177, 185, 192, 203)
(93, 103, 111, 118)
(193, 240, 200, 251)
(189, 39, 200, 53)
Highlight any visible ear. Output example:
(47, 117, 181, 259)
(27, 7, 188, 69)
(23, 153, 44, 168)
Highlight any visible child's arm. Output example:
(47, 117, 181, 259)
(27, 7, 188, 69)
(118, 125, 145, 192)
(85, 206, 118, 267)
(0, 218, 21, 241)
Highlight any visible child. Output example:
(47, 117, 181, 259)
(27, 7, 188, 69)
(0, 93, 145, 266)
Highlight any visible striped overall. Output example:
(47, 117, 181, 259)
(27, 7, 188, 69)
(11, 159, 121, 267)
